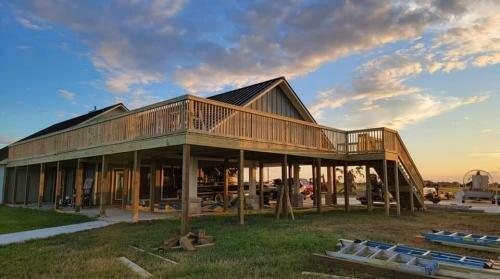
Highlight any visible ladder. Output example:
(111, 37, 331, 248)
(423, 230, 500, 253)
(345, 239, 494, 269)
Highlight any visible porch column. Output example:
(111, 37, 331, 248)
(343, 164, 349, 211)
(37, 164, 45, 207)
(409, 183, 415, 213)
(149, 160, 156, 212)
(293, 164, 302, 207)
(122, 168, 130, 209)
(259, 161, 264, 210)
(394, 161, 401, 216)
(99, 155, 109, 216)
(238, 150, 244, 225)
(316, 158, 322, 213)
(311, 165, 316, 206)
(12, 167, 17, 204)
(132, 151, 141, 222)
(276, 154, 288, 219)
(75, 159, 83, 212)
(54, 162, 62, 209)
(247, 161, 258, 209)
(223, 158, 229, 211)
(180, 145, 190, 234)
(383, 159, 390, 216)
(189, 156, 200, 214)
(332, 165, 337, 205)
(24, 165, 30, 205)
(326, 165, 333, 206)
(366, 165, 372, 212)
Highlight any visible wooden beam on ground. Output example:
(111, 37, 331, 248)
(118, 257, 152, 278)
(180, 145, 190, 234)
(37, 164, 45, 207)
(132, 151, 141, 222)
(383, 159, 390, 216)
(394, 160, 400, 216)
(99, 155, 108, 216)
(343, 164, 349, 211)
(238, 149, 244, 225)
(54, 162, 62, 209)
(259, 161, 264, 211)
(75, 159, 83, 212)
(149, 159, 156, 212)
(366, 165, 372, 212)
(24, 165, 30, 205)
(223, 158, 229, 212)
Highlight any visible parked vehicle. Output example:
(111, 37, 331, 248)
(423, 187, 441, 204)
(356, 174, 394, 204)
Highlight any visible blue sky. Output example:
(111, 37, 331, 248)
(0, 0, 499, 181)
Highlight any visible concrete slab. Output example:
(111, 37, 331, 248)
(0, 220, 114, 246)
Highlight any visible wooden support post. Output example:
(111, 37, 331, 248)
(316, 158, 322, 213)
(343, 164, 349, 211)
(75, 159, 83, 212)
(259, 161, 264, 211)
(238, 150, 244, 225)
(383, 159, 390, 216)
(311, 165, 316, 206)
(366, 165, 372, 212)
(332, 165, 337, 205)
(2, 167, 8, 204)
(37, 164, 45, 207)
(54, 162, 62, 209)
(223, 158, 229, 212)
(326, 165, 333, 206)
(394, 161, 400, 216)
(284, 160, 290, 217)
(132, 151, 141, 223)
(409, 183, 415, 214)
(149, 160, 156, 212)
(12, 167, 18, 204)
(293, 164, 301, 208)
(122, 168, 130, 209)
(24, 165, 30, 205)
(180, 145, 190, 234)
(276, 155, 287, 219)
(99, 155, 108, 216)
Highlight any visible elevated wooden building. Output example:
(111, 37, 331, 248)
(2, 77, 425, 233)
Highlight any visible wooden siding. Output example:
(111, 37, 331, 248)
(248, 87, 304, 120)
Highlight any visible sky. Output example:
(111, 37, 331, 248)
(0, 0, 499, 182)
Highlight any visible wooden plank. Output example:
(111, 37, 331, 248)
(117, 257, 152, 278)
(180, 144, 190, 234)
(130, 246, 178, 265)
(238, 149, 244, 225)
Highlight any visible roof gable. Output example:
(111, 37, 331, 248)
(207, 77, 316, 123)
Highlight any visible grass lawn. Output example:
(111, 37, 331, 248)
(0, 206, 94, 234)
(0, 207, 498, 278)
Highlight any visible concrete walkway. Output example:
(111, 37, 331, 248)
(0, 220, 115, 246)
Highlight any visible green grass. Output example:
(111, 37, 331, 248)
(0, 206, 94, 234)
(0, 208, 498, 278)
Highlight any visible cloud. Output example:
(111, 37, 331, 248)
(468, 152, 500, 159)
(481, 129, 494, 133)
(0, 135, 17, 146)
(58, 89, 76, 101)
(16, 16, 42, 30)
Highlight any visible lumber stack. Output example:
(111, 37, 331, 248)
(160, 229, 215, 252)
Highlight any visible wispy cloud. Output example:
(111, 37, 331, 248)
(468, 152, 500, 159)
(16, 17, 42, 30)
(58, 89, 76, 102)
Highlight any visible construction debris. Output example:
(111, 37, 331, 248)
(301, 271, 356, 278)
(118, 256, 152, 278)
(131, 246, 179, 265)
(314, 239, 500, 279)
(421, 230, 500, 253)
(158, 229, 215, 253)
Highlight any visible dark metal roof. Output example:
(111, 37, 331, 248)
(207, 77, 283, 106)
(0, 146, 8, 161)
(18, 103, 126, 142)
